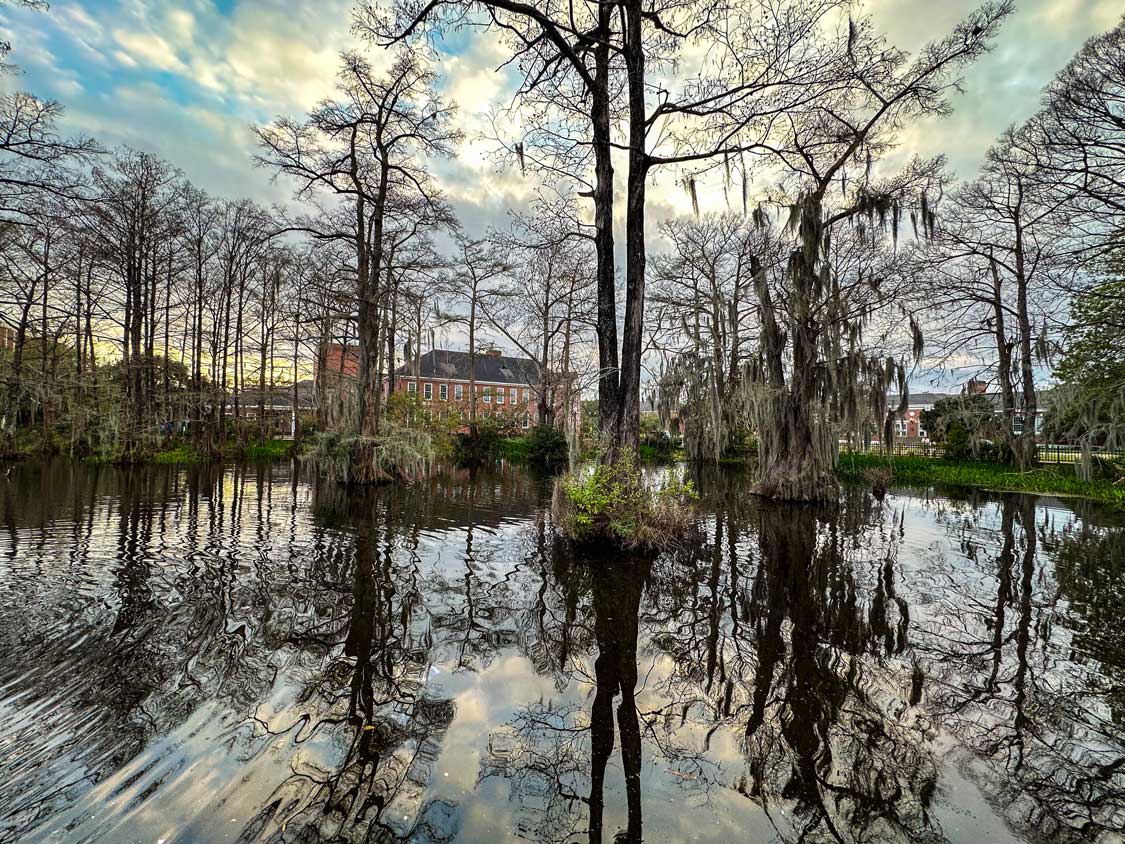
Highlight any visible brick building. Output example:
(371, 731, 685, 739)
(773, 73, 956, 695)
(391, 348, 579, 430)
(888, 392, 951, 440)
(316, 344, 579, 430)
(317, 342, 360, 382)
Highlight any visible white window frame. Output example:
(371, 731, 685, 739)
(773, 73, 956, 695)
(423, 382, 433, 400)
(523, 412, 530, 429)
(439, 383, 448, 401)
(496, 388, 505, 404)
(407, 381, 417, 395)
(483, 386, 492, 404)
(454, 384, 463, 401)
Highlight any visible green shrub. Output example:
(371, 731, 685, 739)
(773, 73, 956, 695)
(242, 439, 292, 461)
(553, 452, 698, 551)
(301, 426, 434, 483)
(525, 425, 569, 465)
(152, 444, 205, 464)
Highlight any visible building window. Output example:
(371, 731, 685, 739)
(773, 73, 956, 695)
(483, 386, 492, 403)
(423, 382, 432, 400)
(454, 384, 463, 401)
(496, 388, 505, 404)
(523, 413, 530, 429)
(407, 382, 417, 395)
(439, 384, 448, 401)
(1012, 416, 1024, 435)
(509, 387, 517, 403)
(520, 388, 527, 404)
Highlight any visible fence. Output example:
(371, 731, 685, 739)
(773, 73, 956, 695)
(840, 441, 1125, 463)
(1036, 443, 1125, 465)
(840, 441, 947, 458)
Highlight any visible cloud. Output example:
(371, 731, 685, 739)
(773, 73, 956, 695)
(113, 28, 188, 73)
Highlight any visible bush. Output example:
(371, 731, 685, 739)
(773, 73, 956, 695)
(552, 452, 698, 551)
(242, 439, 292, 461)
(301, 426, 434, 483)
(525, 425, 569, 466)
(862, 465, 893, 500)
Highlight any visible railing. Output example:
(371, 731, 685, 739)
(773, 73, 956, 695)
(840, 441, 947, 458)
(840, 441, 1125, 463)
(1036, 443, 1125, 464)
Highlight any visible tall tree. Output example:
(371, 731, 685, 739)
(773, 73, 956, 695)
(257, 49, 459, 439)
(746, 2, 1012, 500)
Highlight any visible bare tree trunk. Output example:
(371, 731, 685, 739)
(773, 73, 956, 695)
(591, 1, 619, 453)
(989, 256, 1016, 454)
(617, 0, 648, 456)
(1013, 221, 1037, 469)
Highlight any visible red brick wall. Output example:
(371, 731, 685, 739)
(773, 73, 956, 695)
(318, 343, 359, 379)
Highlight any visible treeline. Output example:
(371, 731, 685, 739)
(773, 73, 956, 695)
(0, 13, 596, 463)
(647, 17, 1125, 472)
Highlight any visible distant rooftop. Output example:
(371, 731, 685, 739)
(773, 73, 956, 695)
(395, 349, 541, 385)
(888, 392, 953, 408)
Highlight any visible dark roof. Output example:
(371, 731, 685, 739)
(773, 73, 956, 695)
(975, 391, 1050, 413)
(395, 349, 541, 385)
(236, 380, 317, 409)
(888, 392, 953, 408)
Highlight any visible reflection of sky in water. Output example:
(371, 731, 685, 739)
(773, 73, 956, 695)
(0, 460, 1122, 843)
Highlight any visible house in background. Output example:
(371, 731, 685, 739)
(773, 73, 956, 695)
(315, 342, 579, 430)
(390, 348, 580, 430)
(230, 381, 317, 438)
(317, 342, 360, 385)
(887, 392, 952, 440)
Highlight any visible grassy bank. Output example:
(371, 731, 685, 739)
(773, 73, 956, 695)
(837, 453, 1125, 505)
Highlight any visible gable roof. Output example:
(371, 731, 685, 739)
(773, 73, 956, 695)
(395, 349, 542, 385)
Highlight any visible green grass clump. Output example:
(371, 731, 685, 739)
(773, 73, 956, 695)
(241, 439, 292, 461)
(152, 445, 205, 464)
(837, 453, 1125, 505)
(496, 436, 531, 461)
(553, 454, 698, 550)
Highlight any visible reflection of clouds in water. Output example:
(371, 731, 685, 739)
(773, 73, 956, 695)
(0, 461, 1123, 843)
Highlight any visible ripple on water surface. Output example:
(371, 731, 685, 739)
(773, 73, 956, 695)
(1, 459, 1124, 844)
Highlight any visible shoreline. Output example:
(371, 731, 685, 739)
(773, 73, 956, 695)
(836, 453, 1125, 506)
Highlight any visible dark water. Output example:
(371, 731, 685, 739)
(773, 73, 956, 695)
(1, 461, 1124, 844)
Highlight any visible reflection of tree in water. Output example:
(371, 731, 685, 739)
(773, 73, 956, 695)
(6, 460, 1125, 844)
(0, 461, 545, 843)
(233, 465, 547, 843)
(480, 551, 650, 844)
(915, 494, 1125, 842)
(734, 502, 936, 843)
(482, 487, 936, 844)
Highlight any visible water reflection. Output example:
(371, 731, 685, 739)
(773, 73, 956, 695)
(0, 460, 1122, 843)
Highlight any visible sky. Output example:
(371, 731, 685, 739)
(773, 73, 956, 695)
(0, 0, 1120, 380)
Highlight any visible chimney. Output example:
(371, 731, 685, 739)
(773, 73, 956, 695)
(486, 347, 502, 359)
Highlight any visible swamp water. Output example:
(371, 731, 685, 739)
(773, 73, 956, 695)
(0, 459, 1123, 843)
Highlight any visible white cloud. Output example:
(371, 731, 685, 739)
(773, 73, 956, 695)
(113, 29, 188, 73)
